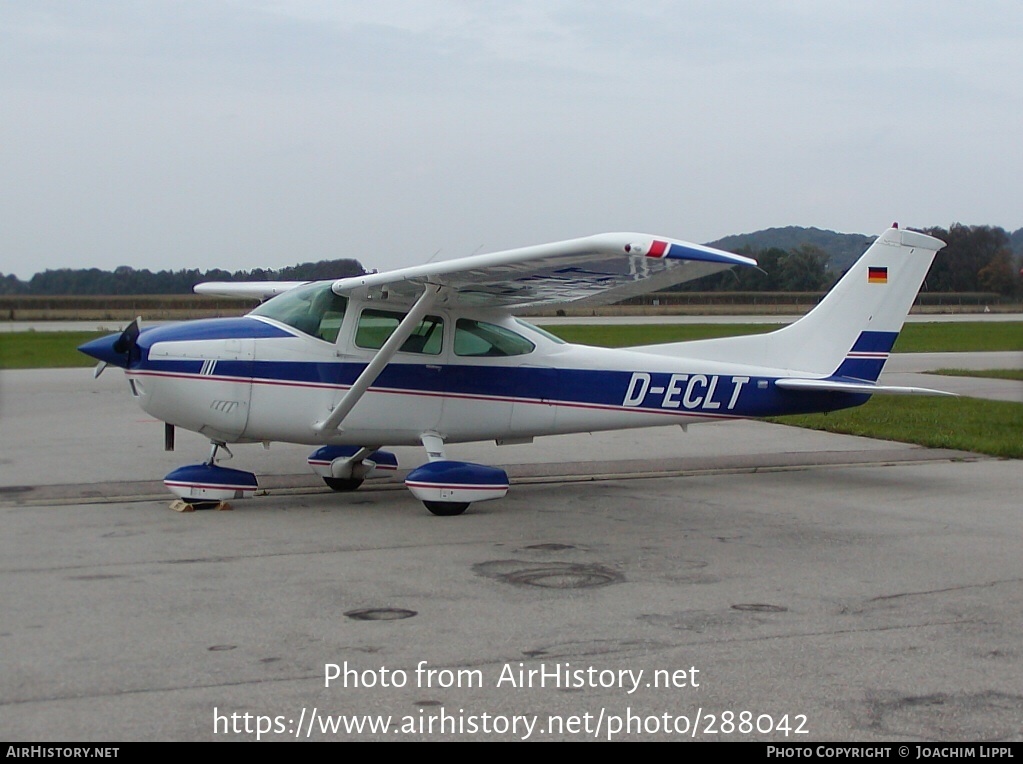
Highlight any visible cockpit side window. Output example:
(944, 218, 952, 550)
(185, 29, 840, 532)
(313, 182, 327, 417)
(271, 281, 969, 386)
(250, 282, 348, 342)
(355, 309, 444, 355)
(454, 319, 535, 357)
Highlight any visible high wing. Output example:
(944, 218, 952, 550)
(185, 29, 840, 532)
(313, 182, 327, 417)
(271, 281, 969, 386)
(330, 233, 756, 310)
(193, 233, 754, 309)
(193, 281, 309, 301)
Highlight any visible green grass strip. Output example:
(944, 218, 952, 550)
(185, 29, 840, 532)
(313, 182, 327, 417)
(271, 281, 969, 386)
(892, 322, 1023, 352)
(767, 396, 1023, 458)
(3, 321, 1021, 369)
(0, 331, 110, 369)
(541, 321, 1023, 352)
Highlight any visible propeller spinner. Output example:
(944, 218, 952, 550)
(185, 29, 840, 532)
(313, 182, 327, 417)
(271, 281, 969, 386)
(78, 317, 142, 376)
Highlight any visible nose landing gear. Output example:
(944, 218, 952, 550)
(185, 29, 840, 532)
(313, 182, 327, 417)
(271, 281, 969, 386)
(163, 439, 258, 506)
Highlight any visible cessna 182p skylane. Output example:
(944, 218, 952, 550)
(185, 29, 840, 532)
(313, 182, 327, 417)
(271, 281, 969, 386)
(80, 224, 949, 515)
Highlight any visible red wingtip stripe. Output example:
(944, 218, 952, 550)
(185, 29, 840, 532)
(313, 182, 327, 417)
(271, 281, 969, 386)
(646, 240, 668, 258)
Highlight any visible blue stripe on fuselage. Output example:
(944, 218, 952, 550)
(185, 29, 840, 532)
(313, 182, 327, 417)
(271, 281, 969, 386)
(135, 357, 868, 418)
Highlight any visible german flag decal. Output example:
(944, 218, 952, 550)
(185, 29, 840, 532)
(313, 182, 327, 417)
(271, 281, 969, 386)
(868, 266, 888, 284)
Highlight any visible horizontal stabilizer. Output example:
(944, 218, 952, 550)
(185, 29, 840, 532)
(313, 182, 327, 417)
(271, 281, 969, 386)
(776, 378, 957, 397)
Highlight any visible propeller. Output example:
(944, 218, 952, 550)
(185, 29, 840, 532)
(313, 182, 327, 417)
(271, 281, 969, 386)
(78, 316, 142, 375)
(112, 317, 141, 355)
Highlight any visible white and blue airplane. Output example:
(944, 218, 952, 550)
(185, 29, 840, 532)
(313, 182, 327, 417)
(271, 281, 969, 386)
(79, 224, 949, 515)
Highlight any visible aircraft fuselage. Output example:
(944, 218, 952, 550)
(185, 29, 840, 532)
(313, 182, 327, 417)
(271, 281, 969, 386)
(122, 301, 863, 448)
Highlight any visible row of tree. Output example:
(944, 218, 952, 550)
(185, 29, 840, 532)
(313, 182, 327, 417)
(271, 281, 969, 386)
(1, 225, 1020, 296)
(919, 225, 1020, 295)
(0, 258, 364, 296)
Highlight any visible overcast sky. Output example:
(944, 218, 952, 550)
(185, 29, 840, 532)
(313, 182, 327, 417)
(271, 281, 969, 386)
(2, 1, 1021, 279)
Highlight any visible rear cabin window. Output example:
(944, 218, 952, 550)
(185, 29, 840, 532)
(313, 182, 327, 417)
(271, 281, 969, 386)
(250, 282, 348, 343)
(454, 319, 535, 357)
(355, 309, 444, 355)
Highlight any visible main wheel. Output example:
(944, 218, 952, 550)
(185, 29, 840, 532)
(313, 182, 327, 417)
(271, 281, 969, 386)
(323, 477, 364, 492)
(423, 501, 470, 516)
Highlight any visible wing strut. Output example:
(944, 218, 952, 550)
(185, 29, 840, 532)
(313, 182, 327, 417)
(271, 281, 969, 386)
(313, 284, 443, 433)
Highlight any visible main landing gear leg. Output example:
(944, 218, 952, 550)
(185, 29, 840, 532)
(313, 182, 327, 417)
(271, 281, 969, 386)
(322, 444, 368, 492)
(417, 434, 469, 516)
(306, 446, 399, 491)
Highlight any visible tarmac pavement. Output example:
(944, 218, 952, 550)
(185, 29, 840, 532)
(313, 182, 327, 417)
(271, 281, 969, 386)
(0, 356, 1020, 742)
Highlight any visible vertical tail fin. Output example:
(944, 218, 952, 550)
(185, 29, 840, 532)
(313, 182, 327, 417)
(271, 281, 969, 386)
(657, 225, 946, 377)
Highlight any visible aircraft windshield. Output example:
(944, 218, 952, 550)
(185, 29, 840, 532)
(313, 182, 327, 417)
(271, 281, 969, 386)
(250, 282, 348, 342)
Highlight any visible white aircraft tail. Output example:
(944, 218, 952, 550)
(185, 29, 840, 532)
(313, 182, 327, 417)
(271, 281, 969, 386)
(643, 225, 947, 381)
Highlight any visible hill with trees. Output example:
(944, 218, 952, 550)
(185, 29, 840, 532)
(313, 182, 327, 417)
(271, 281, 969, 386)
(708, 227, 874, 275)
(695, 224, 1022, 296)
